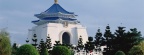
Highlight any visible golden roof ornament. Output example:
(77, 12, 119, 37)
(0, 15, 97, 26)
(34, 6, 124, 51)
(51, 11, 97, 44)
(54, 0, 58, 4)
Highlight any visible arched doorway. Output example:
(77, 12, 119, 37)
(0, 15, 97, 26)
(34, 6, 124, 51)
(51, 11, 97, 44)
(62, 32, 70, 44)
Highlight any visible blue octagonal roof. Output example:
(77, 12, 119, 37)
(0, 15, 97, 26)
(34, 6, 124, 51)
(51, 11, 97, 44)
(44, 4, 74, 14)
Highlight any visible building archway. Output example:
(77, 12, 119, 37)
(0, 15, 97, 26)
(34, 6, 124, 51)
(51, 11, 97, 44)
(62, 32, 70, 44)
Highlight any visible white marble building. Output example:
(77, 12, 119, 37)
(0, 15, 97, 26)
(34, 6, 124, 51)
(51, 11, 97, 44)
(28, 0, 88, 46)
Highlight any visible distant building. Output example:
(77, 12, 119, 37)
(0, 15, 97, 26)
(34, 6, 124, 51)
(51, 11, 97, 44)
(28, 0, 88, 46)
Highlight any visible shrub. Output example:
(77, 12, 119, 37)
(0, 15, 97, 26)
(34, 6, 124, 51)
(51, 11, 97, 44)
(0, 30, 11, 55)
(16, 44, 39, 55)
(115, 51, 125, 55)
(128, 46, 143, 55)
(51, 46, 71, 55)
(128, 41, 144, 55)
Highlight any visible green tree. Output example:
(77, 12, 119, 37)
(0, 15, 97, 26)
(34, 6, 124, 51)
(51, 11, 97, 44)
(138, 41, 144, 53)
(94, 29, 104, 52)
(77, 36, 84, 51)
(16, 44, 39, 55)
(124, 28, 143, 54)
(0, 30, 11, 55)
(128, 46, 143, 55)
(85, 37, 95, 53)
(46, 34, 52, 51)
(103, 25, 114, 55)
(128, 41, 144, 55)
(96, 26, 143, 55)
(51, 46, 71, 55)
(38, 39, 49, 55)
(110, 27, 143, 55)
(11, 43, 18, 55)
(54, 41, 61, 46)
(95, 29, 104, 46)
(113, 26, 126, 54)
(42, 48, 48, 55)
(115, 51, 125, 55)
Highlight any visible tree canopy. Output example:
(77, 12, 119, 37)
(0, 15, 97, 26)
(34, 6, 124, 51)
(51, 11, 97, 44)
(0, 30, 11, 55)
(51, 46, 71, 55)
(11, 43, 18, 55)
(16, 44, 39, 55)
(115, 51, 125, 55)
(94, 26, 144, 55)
(129, 41, 144, 55)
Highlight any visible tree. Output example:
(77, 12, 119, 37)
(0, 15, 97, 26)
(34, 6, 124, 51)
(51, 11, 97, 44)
(0, 30, 11, 55)
(45, 34, 52, 51)
(32, 34, 38, 48)
(85, 37, 95, 53)
(25, 38, 29, 43)
(16, 44, 39, 55)
(94, 29, 104, 52)
(54, 41, 61, 46)
(128, 41, 144, 55)
(95, 29, 104, 46)
(128, 46, 142, 55)
(51, 46, 71, 55)
(42, 48, 49, 55)
(123, 28, 143, 54)
(77, 36, 84, 52)
(112, 26, 126, 54)
(115, 51, 125, 55)
(94, 26, 143, 55)
(103, 25, 114, 55)
(38, 39, 48, 55)
(137, 41, 144, 53)
(104, 25, 113, 48)
(107, 27, 143, 55)
(12, 43, 18, 55)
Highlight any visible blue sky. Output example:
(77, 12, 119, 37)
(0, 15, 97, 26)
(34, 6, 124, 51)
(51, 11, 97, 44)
(0, 0, 144, 44)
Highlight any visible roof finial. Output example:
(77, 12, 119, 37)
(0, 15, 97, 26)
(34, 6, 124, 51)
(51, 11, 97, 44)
(54, 0, 58, 4)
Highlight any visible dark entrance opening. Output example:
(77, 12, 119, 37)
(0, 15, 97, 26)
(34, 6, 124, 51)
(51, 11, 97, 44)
(62, 32, 70, 44)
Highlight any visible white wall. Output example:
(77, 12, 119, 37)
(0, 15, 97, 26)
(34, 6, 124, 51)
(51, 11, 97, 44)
(28, 23, 88, 46)
(76, 27, 88, 44)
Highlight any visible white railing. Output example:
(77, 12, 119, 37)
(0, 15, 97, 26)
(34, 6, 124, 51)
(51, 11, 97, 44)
(73, 50, 103, 55)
